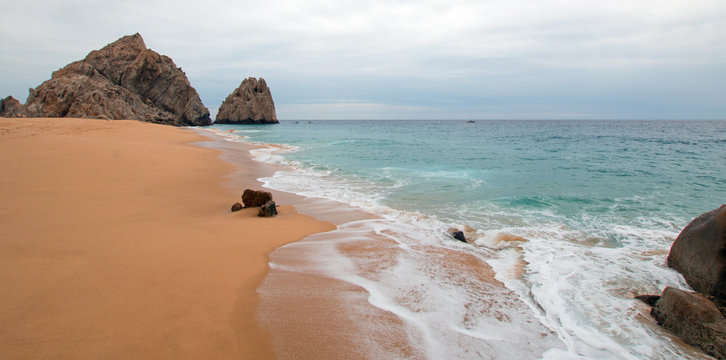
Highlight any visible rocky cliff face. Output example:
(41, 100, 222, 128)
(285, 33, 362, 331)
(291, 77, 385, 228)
(0, 33, 211, 126)
(215, 77, 278, 124)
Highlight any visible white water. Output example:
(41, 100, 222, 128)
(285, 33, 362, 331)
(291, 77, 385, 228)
(201, 127, 710, 359)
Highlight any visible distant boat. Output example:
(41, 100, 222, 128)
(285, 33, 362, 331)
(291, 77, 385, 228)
(466, 113, 475, 123)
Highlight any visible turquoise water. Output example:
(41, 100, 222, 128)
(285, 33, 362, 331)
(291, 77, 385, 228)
(209, 120, 725, 359)
(218, 120, 723, 229)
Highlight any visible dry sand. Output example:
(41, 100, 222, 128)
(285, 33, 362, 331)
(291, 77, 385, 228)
(0, 118, 335, 359)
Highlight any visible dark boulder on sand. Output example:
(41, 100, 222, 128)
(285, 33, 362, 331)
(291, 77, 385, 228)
(668, 205, 726, 302)
(1, 33, 211, 126)
(650, 287, 726, 359)
(258, 200, 278, 217)
(231, 202, 243, 212)
(215, 77, 278, 124)
(241, 189, 272, 208)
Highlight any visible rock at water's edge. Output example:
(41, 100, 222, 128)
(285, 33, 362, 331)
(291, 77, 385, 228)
(668, 205, 726, 302)
(242, 189, 273, 208)
(258, 200, 278, 217)
(447, 228, 467, 243)
(215, 77, 278, 124)
(1, 33, 211, 126)
(635, 294, 660, 307)
(651, 287, 726, 359)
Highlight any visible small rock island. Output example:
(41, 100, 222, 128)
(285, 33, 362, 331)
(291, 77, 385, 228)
(215, 77, 278, 124)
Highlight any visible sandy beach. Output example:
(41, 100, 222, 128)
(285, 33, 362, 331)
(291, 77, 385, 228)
(0, 118, 334, 359)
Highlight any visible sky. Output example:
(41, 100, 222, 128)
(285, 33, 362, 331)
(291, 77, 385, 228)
(1, 0, 725, 120)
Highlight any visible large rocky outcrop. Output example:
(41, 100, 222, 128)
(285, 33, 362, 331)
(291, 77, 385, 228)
(0, 33, 211, 126)
(215, 77, 278, 124)
(668, 205, 726, 301)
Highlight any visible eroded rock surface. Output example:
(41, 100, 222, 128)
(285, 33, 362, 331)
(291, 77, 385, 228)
(651, 287, 726, 359)
(258, 200, 278, 217)
(0, 96, 29, 118)
(242, 189, 273, 208)
(1, 33, 211, 126)
(668, 205, 726, 301)
(215, 77, 278, 124)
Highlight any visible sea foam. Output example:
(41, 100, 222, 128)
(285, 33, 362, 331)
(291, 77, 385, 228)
(213, 121, 723, 359)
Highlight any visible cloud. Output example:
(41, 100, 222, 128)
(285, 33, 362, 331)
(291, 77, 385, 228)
(1, 0, 725, 119)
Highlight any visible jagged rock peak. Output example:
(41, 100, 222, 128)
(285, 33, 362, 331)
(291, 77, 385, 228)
(215, 77, 278, 124)
(0, 33, 211, 126)
(104, 33, 146, 52)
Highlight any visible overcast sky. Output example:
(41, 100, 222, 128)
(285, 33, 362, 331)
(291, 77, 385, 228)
(1, 0, 725, 120)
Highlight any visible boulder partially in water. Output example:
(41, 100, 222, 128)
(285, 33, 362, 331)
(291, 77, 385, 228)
(1, 33, 211, 126)
(447, 228, 467, 243)
(650, 287, 726, 359)
(668, 205, 726, 302)
(636, 205, 726, 358)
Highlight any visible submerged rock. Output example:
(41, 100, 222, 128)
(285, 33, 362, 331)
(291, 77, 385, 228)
(651, 287, 726, 359)
(215, 77, 278, 124)
(447, 228, 467, 243)
(668, 205, 726, 302)
(241, 189, 272, 208)
(258, 200, 278, 217)
(2, 33, 211, 126)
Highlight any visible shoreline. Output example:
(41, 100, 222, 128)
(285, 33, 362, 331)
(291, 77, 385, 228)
(201, 122, 712, 359)
(194, 128, 411, 359)
(201, 126, 559, 359)
(3, 119, 712, 358)
(0, 118, 335, 359)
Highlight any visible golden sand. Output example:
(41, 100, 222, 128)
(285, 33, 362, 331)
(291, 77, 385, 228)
(0, 118, 334, 359)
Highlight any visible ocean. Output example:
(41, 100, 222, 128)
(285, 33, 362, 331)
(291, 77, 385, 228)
(208, 120, 725, 359)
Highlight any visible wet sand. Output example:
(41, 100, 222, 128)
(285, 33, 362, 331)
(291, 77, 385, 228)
(0, 118, 334, 359)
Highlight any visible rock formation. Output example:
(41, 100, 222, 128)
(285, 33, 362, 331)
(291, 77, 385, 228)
(231, 202, 243, 212)
(651, 287, 726, 359)
(636, 205, 726, 359)
(241, 189, 273, 208)
(215, 77, 278, 124)
(0, 33, 211, 126)
(447, 228, 467, 243)
(0, 96, 29, 117)
(258, 200, 278, 217)
(668, 205, 726, 301)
